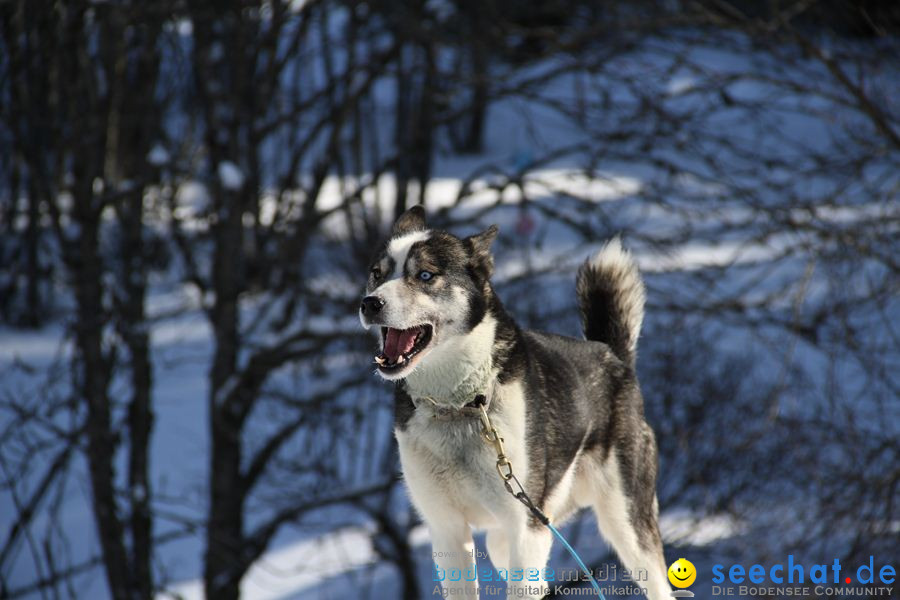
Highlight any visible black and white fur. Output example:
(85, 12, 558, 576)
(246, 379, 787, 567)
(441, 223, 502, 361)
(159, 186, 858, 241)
(359, 206, 670, 599)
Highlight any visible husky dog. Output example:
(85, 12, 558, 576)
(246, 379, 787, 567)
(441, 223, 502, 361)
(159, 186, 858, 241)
(359, 206, 670, 600)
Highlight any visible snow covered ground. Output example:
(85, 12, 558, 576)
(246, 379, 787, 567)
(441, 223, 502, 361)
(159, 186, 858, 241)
(158, 512, 740, 600)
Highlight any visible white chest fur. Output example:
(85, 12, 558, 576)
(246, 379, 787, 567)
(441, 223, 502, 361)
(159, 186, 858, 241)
(395, 379, 528, 530)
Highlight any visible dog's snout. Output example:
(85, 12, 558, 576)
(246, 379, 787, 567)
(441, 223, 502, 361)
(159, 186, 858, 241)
(360, 295, 385, 317)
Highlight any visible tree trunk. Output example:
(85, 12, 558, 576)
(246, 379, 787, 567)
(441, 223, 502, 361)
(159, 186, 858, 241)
(23, 181, 43, 327)
(110, 13, 161, 596)
(394, 46, 411, 220)
(411, 42, 436, 205)
(204, 182, 247, 600)
(71, 196, 133, 600)
(116, 184, 154, 599)
(462, 36, 488, 154)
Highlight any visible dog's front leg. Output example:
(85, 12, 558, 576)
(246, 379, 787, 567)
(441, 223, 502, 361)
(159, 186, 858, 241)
(430, 523, 480, 599)
(507, 522, 553, 599)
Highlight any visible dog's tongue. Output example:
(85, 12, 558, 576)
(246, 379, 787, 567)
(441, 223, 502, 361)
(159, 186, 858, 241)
(384, 327, 418, 360)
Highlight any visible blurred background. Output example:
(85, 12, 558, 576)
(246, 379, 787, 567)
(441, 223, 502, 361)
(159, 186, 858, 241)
(0, 1, 897, 599)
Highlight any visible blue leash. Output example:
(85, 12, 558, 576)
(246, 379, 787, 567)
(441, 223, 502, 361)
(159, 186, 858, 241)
(547, 522, 606, 599)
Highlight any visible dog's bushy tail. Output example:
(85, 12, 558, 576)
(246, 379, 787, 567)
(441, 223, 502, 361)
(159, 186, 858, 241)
(576, 238, 645, 367)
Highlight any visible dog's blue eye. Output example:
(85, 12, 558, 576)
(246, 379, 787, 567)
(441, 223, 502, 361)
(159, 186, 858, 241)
(418, 270, 434, 281)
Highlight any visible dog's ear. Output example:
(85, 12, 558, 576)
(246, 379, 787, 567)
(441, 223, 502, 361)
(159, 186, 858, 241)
(465, 225, 499, 281)
(391, 205, 426, 237)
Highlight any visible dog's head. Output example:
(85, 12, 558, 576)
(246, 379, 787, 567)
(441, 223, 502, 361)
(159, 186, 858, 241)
(359, 205, 498, 380)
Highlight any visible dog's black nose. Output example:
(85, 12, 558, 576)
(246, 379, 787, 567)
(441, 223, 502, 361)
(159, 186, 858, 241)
(360, 296, 385, 316)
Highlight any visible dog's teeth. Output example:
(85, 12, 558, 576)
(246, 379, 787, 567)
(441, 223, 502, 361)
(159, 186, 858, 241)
(374, 355, 386, 365)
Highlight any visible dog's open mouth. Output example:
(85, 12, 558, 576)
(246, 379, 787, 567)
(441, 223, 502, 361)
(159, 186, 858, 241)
(375, 324, 433, 373)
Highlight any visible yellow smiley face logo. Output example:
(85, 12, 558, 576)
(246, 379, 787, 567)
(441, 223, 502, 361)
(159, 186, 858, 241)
(668, 558, 696, 588)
